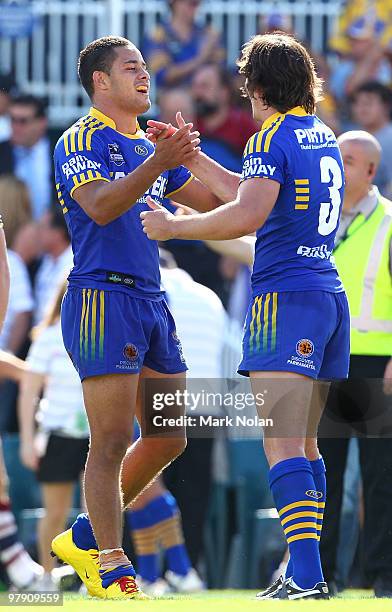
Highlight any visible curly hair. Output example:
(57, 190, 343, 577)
(237, 32, 323, 114)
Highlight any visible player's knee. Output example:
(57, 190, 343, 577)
(263, 437, 304, 466)
(160, 436, 187, 463)
(91, 432, 130, 463)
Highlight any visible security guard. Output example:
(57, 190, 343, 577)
(319, 130, 392, 597)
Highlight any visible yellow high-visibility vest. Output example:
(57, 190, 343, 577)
(334, 197, 392, 356)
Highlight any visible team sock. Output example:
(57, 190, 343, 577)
(125, 504, 160, 583)
(99, 563, 136, 588)
(0, 501, 39, 587)
(285, 456, 326, 580)
(71, 513, 97, 551)
(126, 492, 191, 581)
(155, 492, 191, 577)
(269, 457, 324, 589)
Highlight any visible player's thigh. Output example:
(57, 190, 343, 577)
(82, 372, 139, 440)
(61, 287, 149, 381)
(136, 365, 187, 447)
(250, 370, 314, 438)
(239, 291, 336, 379)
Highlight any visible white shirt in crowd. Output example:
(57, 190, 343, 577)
(161, 267, 226, 378)
(27, 321, 89, 438)
(34, 245, 73, 324)
(0, 250, 33, 350)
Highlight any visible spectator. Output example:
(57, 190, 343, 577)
(192, 64, 258, 172)
(0, 354, 44, 590)
(34, 206, 72, 325)
(350, 81, 392, 198)
(318, 131, 392, 598)
(157, 88, 226, 298)
(159, 250, 226, 569)
(330, 14, 391, 103)
(158, 88, 195, 124)
(18, 280, 89, 592)
(0, 74, 16, 143)
(0, 176, 33, 354)
(0, 95, 51, 220)
(329, 0, 392, 57)
(143, 0, 224, 90)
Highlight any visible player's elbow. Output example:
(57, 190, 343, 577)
(238, 210, 263, 236)
(87, 202, 112, 226)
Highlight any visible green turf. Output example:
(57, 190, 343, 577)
(21, 590, 392, 611)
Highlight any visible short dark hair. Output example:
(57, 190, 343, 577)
(78, 36, 131, 99)
(237, 32, 323, 114)
(353, 81, 392, 110)
(49, 205, 70, 243)
(11, 94, 47, 118)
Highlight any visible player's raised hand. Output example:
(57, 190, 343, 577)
(146, 120, 177, 143)
(140, 196, 176, 241)
(152, 123, 200, 170)
(146, 112, 192, 143)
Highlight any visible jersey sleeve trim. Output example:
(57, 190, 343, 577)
(69, 171, 110, 197)
(165, 174, 194, 198)
(240, 175, 284, 186)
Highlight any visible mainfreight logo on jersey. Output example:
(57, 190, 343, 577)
(61, 155, 102, 179)
(241, 157, 276, 179)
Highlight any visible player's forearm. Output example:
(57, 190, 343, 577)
(186, 152, 240, 203)
(170, 200, 256, 240)
(91, 156, 166, 225)
(205, 235, 255, 266)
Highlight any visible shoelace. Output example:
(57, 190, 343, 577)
(114, 576, 139, 594)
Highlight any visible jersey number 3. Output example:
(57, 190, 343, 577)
(318, 155, 343, 236)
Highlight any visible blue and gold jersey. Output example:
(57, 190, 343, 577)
(54, 107, 192, 299)
(241, 107, 344, 296)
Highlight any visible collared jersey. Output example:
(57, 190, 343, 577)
(241, 107, 344, 295)
(54, 107, 193, 299)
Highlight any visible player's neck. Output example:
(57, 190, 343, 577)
(92, 101, 138, 135)
(343, 185, 372, 211)
(258, 106, 279, 127)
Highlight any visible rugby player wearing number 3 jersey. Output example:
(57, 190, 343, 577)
(142, 33, 350, 600)
(51, 36, 221, 599)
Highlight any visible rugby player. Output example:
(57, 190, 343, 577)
(142, 32, 350, 600)
(51, 36, 221, 599)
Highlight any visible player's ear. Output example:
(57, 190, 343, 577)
(92, 70, 110, 93)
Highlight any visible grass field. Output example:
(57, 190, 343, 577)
(23, 590, 392, 611)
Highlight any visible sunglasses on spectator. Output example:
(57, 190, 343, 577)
(10, 115, 37, 125)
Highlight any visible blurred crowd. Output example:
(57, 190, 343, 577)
(0, 0, 391, 594)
